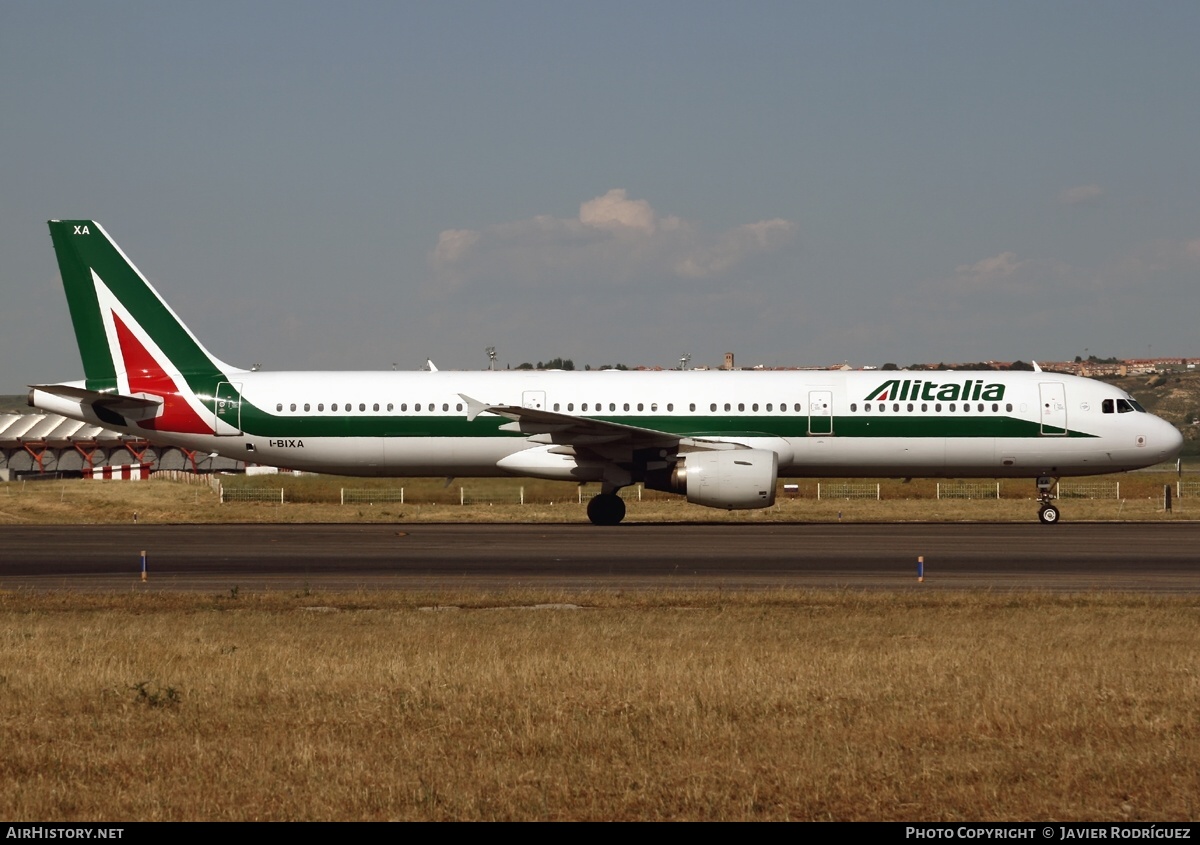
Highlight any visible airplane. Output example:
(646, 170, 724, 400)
(30, 220, 1183, 525)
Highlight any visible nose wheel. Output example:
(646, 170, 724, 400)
(1036, 475, 1060, 525)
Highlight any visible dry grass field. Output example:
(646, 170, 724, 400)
(2, 473, 1196, 820)
(0, 470, 1193, 525)
(0, 590, 1196, 821)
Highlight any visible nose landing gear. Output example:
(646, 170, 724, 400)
(1036, 476, 1060, 524)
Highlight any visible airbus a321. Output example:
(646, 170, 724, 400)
(30, 220, 1183, 524)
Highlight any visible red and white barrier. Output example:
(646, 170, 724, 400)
(83, 463, 154, 481)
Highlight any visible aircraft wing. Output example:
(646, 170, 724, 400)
(459, 393, 743, 454)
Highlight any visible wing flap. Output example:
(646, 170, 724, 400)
(459, 393, 747, 454)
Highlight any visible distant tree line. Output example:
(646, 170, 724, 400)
(888, 361, 1036, 371)
(511, 359, 633, 371)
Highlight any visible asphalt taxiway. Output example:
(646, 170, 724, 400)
(1, 522, 1197, 592)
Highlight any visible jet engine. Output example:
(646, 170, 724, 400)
(645, 449, 778, 510)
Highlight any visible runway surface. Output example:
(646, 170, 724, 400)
(1, 522, 1198, 592)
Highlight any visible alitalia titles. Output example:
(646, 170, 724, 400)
(865, 379, 1006, 403)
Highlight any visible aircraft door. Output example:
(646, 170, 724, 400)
(1039, 382, 1067, 435)
(808, 390, 834, 435)
(522, 390, 546, 410)
(214, 382, 242, 436)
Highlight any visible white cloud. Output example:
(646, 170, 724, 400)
(954, 251, 1023, 281)
(579, 189, 657, 234)
(428, 190, 796, 290)
(433, 228, 480, 264)
(674, 219, 794, 278)
(1058, 184, 1105, 205)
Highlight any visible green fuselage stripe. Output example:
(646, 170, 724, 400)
(234, 409, 1091, 440)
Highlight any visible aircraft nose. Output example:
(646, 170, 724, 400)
(1155, 416, 1184, 460)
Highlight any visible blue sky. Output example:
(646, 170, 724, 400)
(3, 1, 1198, 391)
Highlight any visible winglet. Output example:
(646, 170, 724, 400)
(458, 393, 490, 422)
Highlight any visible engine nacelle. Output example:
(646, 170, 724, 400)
(647, 449, 778, 510)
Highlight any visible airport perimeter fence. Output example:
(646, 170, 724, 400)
(937, 482, 1000, 500)
(816, 483, 880, 500)
(1057, 480, 1121, 499)
(151, 470, 223, 494)
(219, 487, 285, 504)
(1176, 480, 1200, 498)
(155, 475, 1192, 506)
(213, 484, 656, 506)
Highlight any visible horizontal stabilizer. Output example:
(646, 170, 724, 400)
(30, 383, 163, 419)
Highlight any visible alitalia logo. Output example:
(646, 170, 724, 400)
(865, 378, 1006, 402)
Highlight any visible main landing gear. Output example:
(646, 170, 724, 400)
(587, 492, 626, 526)
(1036, 475, 1060, 525)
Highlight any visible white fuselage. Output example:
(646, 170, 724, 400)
(33, 368, 1183, 480)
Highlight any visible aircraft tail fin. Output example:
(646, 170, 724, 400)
(46, 220, 244, 434)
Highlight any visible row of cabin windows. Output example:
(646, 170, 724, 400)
(274, 401, 808, 414)
(550, 402, 805, 413)
(850, 402, 1015, 414)
(274, 400, 1026, 415)
(277, 402, 466, 413)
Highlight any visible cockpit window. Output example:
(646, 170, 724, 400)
(1104, 396, 1145, 414)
